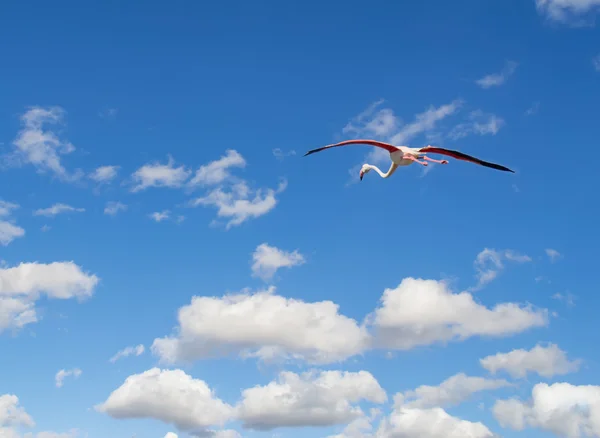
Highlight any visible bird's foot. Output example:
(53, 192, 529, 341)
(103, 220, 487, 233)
(441, 160, 448, 164)
(421, 161, 428, 167)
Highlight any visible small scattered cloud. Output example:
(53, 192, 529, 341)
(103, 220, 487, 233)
(109, 344, 145, 363)
(33, 203, 85, 217)
(594, 54, 600, 71)
(480, 343, 581, 378)
(130, 156, 191, 192)
(89, 165, 120, 183)
(545, 248, 563, 262)
(535, 0, 600, 25)
(188, 150, 246, 187)
(272, 148, 296, 161)
(149, 210, 171, 222)
(475, 61, 518, 89)
(525, 101, 540, 116)
(55, 368, 82, 388)
(472, 248, 532, 290)
(99, 108, 118, 119)
(40, 225, 51, 232)
(552, 292, 576, 307)
(251, 243, 305, 281)
(448, 110, 504, 140)
(104, 201, 127, 216)
(0, 200, 25, 246)
(6, 106, 82, 181)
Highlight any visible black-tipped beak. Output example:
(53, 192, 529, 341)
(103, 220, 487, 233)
(359, 174, 363, 181)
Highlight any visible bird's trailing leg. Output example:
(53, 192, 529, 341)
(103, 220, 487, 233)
(403, 155, 428, 167)
(422, 156, 449, 165)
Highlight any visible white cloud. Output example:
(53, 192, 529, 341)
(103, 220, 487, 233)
(163, 433, 178, 438)
(149, 210, 171, 222)
(378, 406, 495, 438)
(480, 343, 581, 378)
(55, 368, 82, 388)
(525, 101, 540, 116)
(272, 148, 296, 161)
(472, 248, 532, 290)
(341, 99, 464, 167)
(396, 373, 512, 409)
(594, 54, 600, 71)
(99, 108, 118, 119)
(109, 344, 145, 363)
(475, 60, 518, 89)
(0, 201, 25, 246)
(96, 368, 234, 431)
(33, 204, 85, 218)
(0, 394, 35, 428)
(552, 292, 576, 306)
(190, 179, 287, 229)
(250, 243, 305, 281)
(369, 277, 547, 350)
(7, 106, 82, 181)
(25, 430, 80, 438)
(237, 370, 386, 430)
(89, 165, 119, 183)
(493, 382, 600, 437)
(448, 110, 505, 140)
(130, 156, 191, 192)
(0, 261, 99, 333)
(151, 286, 369, 365)
(546, 248, 563, 262)
(535, 0, 600, 23)
(104, 201, 127, 216)
(188, 150, 246, 187)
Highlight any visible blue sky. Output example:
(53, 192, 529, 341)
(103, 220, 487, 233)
(1, 0, 600, 437)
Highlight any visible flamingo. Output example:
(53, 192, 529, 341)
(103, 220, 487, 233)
(304, 139, 514, 180)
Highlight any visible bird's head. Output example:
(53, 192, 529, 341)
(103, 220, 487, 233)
(359, 164, 371, 181)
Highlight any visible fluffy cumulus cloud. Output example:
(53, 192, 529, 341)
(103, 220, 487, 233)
(0, 261, 99, 333)
(151, 286, 370, 365)
(237, 370, 386, 430)
(480, 343, 581, 378)
(369, 277, 547, 350)
(396, 373, 512, 409)
(6, 106, 82, 181)
(130, 155, 191, 192)
(546, 248, 563, 262)
(250, 243, 305, 281)
(493, 382, 600, 437)
(149, 210, 171, 222)
(475, 60, 518, 89)
(33, 204, 85, 217)
(0, 200, 25, 246)
(535, 0, 600, 23)
(96, 368, 234, 432)
(103, 201, 127, 216)
(55, 368, 82, 388)
(109, 344, 145, 363)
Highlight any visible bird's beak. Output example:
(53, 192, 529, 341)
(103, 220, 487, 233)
(359, 173, 364, 181)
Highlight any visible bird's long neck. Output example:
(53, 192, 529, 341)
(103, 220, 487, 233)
(369, 162, 398, 178)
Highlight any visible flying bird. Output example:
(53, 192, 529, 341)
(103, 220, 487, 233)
(304, 139, 514, 180)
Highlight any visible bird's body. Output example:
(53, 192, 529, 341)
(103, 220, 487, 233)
(304, 139, 514, 181)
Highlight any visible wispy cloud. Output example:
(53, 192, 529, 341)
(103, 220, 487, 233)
(55, 368, 82, 388)
(188, 149, 246, 187)
(130, 156, 191, 192)
(448, 110, 505, 140)
(33, 203, 85, 217)
(593, 54, 600, 71)
(104, 201, 127, 216)
(535, 0, 600, 25)
(89, 165, 120, 183)
(552, 291, 576, 307)
(109, 344, 145, 363)
(476, 61, 518, 89)
(99, 108, 118, 119)
(251, 243, 305, 281)
(472, 248, 532, 290)
(525, 101, 540, 116)
(545, 248, 563, 262)
(6, 106, 82, 181)
(272, 148, 297, 161)
(0, 200, 25, 246)
(149, 210, 171, 222)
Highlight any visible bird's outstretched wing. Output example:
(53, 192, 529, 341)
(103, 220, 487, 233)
(304, 139, 400, 156)
(419, 146, 515, 173)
